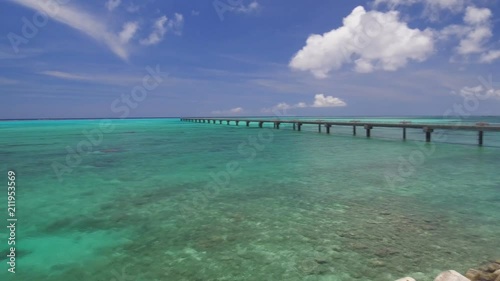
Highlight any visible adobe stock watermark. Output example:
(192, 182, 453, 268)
(212, 0, 243, 21)
(109, 264, 136, 281)
(7, 0, 71, 54)
(384, 74, 500, 189)
(51, 65, 167, 182)
(177, 107, 292, 219)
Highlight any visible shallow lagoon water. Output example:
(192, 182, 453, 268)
(1, 117, 499, 281)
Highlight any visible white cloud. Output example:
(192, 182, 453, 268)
(373, 0, 466, 18)
(457, 7, 492, 55)
(235, 1, 260, 14)
(262, 94, 346, 113)
(119, 22, 139, 43)
(439, 6, 494, 61)
(458, 85, 500, 99)
(39, 70, 145, 85)
(105, 0, 121, 11)
(289, 6, 435, 78)
(191, 10, 200, 16)
(126, 3, 140, 13)
(312, 94, 347, 107)
(9, 0, 130, 60)
(167, 13, 184, 36)
(212, 107, 244, 115)
(141, 16, 168, 46)
(480, 50, 500, 63)
(463, 5, 491, 25)
(40, 71, 90, 81)
(140, 14, 184, 46)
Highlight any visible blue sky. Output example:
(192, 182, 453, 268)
(1, 0, 500, 119)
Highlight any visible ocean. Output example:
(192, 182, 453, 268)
(1, 117, 499, 281)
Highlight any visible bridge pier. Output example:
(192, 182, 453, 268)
(364, 125, 373, 138)
(403, 128, 407, 140)
(353, 126, 356, 136)
(259, 121, 263, 128)
(236, 121, 239, 126)
(219, 120, 222, 124)
(227, 120, 230, 125)
(318, 124, 322, 133)
(326, 124, 331, 134)
(274, 122, 281, 129)
(297, 123, 302, 131)
(423, 127, 433, 142)
(246, 121, 250, 127)
(293, 123, 296, 130)
(478, 131, 484, 146)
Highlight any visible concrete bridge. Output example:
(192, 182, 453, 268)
(180, 118, 500, 146)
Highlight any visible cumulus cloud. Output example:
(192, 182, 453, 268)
(311, 94, 347, 107)
(140, 14, 184, 46)
(105, 0, 121, 11)
(212, 107, 244, 115)
(262, 94, 346, 113)
(289, 6, 434, 78)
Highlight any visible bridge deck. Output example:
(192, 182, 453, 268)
(181, 118, 500, 131)
(180, 118, 500, 146)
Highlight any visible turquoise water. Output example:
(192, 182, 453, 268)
(1, 117, 499, 281)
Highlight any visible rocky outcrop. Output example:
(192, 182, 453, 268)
(434, 270, 470, 281)
(394, 259, 500, 281)
(464, 260, 500, 281)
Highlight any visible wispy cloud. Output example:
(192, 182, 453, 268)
(234, 1, 260, 14)
(126, 3, 140, 13)
(140, 14, 184, 46)
(0, 77, 19, 85)
(39, 70, 143, 85)
(373, 0, 466, 20)
(119, 22, 139, 43)
(0, 46, 42, 59)
(9, 0, 131, 60)
(40, 71, 90, 81)
(212, 107, 244, 115)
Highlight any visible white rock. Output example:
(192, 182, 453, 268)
(434, 270, 470, 281)
(395, 277, 416, 281)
